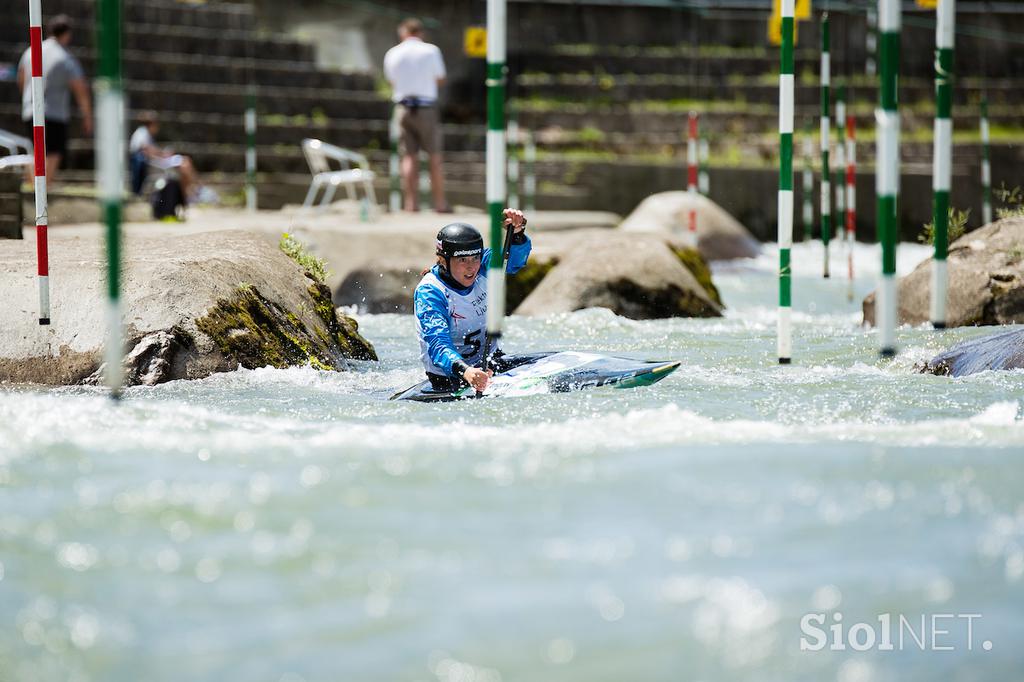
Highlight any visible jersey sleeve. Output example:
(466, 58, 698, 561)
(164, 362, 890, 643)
(507, 234, 532, 274)
(414, 282, 464, 377)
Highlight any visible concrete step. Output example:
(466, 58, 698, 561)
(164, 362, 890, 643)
(0, 23, 314, 65)
(0, 0, 256, 39)
(52, 170, 589, 213)
(512, 47, 824, 81)
(66, 50, 377, 92)
(515, 104, 1024, 138)
(516, 73, 1024, 109)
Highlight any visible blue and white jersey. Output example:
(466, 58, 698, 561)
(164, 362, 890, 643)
(414, 239, 531, 377)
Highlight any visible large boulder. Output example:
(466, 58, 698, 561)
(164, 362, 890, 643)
(864, 217, 1024, 327)
(619, 191, 761, 261)
(334, 257, 559, 314)
(919, 328, 1024, 377)
(0, 229, 376, 386)
(335, 262, 423, 314)
(514, 233, 723, 319)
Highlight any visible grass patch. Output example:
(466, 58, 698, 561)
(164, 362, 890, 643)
(919, 207, 970, 245)
(995, 184, 1024, 220)
(280, 233, 329, 284)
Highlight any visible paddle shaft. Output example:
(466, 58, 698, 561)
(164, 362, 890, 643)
(480, 219, 519, 370)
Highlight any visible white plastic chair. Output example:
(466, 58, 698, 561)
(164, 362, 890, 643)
(300, 138, 377, 213)
(0, 129, 33, 171)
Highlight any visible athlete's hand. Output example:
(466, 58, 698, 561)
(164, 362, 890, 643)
(503, 208, 527, 234)
(463, 367, 493, 392)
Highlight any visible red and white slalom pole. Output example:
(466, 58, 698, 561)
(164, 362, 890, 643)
(845, 113, 856, 301)
(28, 0, 50, 325)
(687, 111, 698, 245)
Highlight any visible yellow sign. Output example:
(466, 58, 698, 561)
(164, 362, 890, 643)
(769, 12, 800, 47)
(915, 0, 938, 8)
(464, 26, 487, 58)
(769, 0, 805, 45)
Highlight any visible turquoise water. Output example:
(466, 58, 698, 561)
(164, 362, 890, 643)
(1, 242, 1022, 681)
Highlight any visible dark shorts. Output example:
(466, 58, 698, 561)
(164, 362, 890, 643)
(24, 119, 69, 162)
(394, 104, 442, 157)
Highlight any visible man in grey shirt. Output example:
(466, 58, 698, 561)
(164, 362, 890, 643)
(17, 14, 93, 182)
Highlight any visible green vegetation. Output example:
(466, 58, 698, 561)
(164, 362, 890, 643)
(197, 284, 335, 371)
(280, 232, 329, 283)
(577, 125, 607, 144)
(671, 247, 722, 307)
(919, 207, 970, 246)
(995, 184, 1024, 220)
(506, 257, 559, 311)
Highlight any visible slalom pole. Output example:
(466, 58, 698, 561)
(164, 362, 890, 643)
(507, 115, 519, 207)
(980, 97, 992, 225)
(866, 7, 877, 77)
(876, 0, 900, 358)
(687, 111, 698, 245)
(418, 152, 430, 211)
(820, 13, 832, 278)
(802, 124, 814, 241)
(244, 26, 257, 213)
(698, 137, 710, 196)
(28, 0, 49, 325)
(834, 85, 846, 242)
(846, 112, 857, 301)
(97, 0, 124, 397)
(523, 130, 536, 212)
(483, 0, 507, 365)
(930, 0, 955, 328)
(388, 103, 401, 212)
(778, 0, 795, 365)
(244, 86, 257, 212)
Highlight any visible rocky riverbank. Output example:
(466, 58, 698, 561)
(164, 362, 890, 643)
(0, 228, 375, 386)
(0, 203, 742, 385)
(864, 217, 1024, 327)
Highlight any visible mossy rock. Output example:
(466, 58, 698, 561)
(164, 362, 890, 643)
(671, 246, 723, 307)
(197, 279, 376, 371)
(507, 257, 559, 312)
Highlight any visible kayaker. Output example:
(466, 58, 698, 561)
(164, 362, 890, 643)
(414, 208, 530, 392)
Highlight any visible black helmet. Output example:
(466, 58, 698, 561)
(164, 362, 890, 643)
(436, 223, 483, 266)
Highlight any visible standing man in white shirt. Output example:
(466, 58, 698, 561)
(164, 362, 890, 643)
(17, 15, 93, 183)
(383, 18, 451, 213)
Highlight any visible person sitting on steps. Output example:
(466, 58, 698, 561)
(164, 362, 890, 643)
(128, 111, 200, 202)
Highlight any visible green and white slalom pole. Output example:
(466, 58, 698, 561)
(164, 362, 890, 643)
(820, 13, 832, 278)
(866, 7, 877, 77)
(834, 84, 846, 242)
(507, 114, 519, 207)
(484, 0, 507, 363)
(418, 152, 430, 211)
(802, 124, 814, 241)
(97, 0, 124, 397)
(388, 103, 401, 212)
(523, 130, 536, 212)
(245, 86, 257, 212)
(778, 0, 795, 365)
(876, 0, 900, 358)
(980, 97, 992, 225)
(28, 0, 49, 325)
(930, 0, 955, 328)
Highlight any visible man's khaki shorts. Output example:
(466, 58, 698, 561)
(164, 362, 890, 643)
(394, 104, 442, 157)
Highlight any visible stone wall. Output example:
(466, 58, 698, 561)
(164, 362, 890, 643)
(0, 170, 21, 239)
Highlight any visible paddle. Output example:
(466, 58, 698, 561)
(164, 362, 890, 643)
(480, 215, 525, 375)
